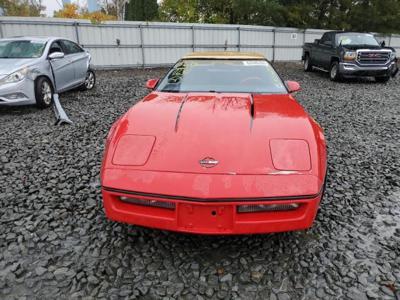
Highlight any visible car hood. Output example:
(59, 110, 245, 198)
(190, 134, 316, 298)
(0, 58, 38, 76)
(108, 92, 322, 175)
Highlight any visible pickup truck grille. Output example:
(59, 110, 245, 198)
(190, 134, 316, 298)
(357, 51, 391, 65)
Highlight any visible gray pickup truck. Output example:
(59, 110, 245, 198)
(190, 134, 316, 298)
(302, 31, 398, 82)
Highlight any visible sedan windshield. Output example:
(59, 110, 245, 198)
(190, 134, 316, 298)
(156, 59, 287, 93)
(336, 33, 379, 46)
(0, 40, 46, 58)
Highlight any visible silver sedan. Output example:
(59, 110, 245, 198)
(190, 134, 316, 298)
(0, 36, 95, 108)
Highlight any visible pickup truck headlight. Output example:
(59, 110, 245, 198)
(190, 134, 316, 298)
(390, 52, 396, 60)
(0, 67, 29, 85)
(343, 51, 357, 61)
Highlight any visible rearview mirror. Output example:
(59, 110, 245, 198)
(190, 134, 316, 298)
(48, 52, 64, 60)
(285, 81, 301, 93)
(146, 78, 159, 89)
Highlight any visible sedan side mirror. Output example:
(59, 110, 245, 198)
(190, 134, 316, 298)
(285, 81, 301, 93)
(146, 78, 159, 89)
(48, 52, 65, 60)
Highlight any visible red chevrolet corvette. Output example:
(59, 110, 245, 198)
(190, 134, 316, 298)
(101, 52, 327, 235)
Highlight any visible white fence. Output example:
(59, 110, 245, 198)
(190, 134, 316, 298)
(1, 16, 399, 69)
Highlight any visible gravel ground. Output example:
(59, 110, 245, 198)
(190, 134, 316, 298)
(0, 63, 399, 300)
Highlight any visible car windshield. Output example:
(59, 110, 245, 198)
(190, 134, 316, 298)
(336, 34, 379, 46)
(156, 59, 287, 93)
(0, 40, 46, 58)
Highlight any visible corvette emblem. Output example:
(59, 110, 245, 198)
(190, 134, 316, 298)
(199, 157, 219, 168)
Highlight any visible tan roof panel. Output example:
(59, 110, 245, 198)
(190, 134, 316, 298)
(182, 51, 265, 60)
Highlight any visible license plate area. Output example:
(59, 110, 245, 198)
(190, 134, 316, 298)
(178, 204, 233, 232)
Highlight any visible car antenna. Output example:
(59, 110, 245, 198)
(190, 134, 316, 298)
(49, 59, 73, 125)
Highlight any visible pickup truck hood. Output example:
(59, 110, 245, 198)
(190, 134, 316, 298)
(341, 45, 385, 51)
(107, 92, 320, 176)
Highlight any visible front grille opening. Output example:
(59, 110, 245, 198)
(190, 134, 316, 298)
(237, 203, 300, 213)
(357, 51, 391, 65)
(119, 196, 176, 210)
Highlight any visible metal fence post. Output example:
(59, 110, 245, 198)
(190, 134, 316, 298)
(0, 21, 4, 38)
(302, 28, 306, 46)
(272, 28, 276, 62)
(74, 21, 80, 44)
(237, 26, 241, 52)
(192, 25, 195, 52)
(139, 24, 145, 68)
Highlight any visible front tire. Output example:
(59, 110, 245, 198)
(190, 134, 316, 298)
(329, 61, 341, 81)
(80, 69, 96, 91)
(375, 76, 390, 83)
(35, 77, 54, 109)
(304, 54, 313, 72)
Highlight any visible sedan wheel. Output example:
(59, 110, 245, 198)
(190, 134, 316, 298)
(84, 70, 96, 90)
(35, 77, 54, 109)
(42, 81, 52, 105)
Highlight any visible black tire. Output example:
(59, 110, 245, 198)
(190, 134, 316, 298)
(80, 69, 96, 91)
(35, 77, 54, 108)
(304, 54, 313, 72)
(329, 61, 341, 81)
(375, 76, 390, 83)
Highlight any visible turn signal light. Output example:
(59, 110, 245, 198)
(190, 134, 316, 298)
(119, 196, 175, 210)
(237, 203, 299, 213)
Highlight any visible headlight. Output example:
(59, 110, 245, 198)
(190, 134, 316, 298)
(0, 67, 29, 85)
(343, 51, 357, 61)
(390, 52, 396, 60)
(269, 139, 311, 171)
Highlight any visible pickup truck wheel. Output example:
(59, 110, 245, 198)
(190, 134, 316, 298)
(329, 61, 341, 81)
(304, 55, 313, 72)
(375, 76, 390, 83)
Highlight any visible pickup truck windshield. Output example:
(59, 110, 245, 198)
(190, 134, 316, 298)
(0, 40, 46, 58)
(336, 33, 379, 46)
(156, 59, 287, 93)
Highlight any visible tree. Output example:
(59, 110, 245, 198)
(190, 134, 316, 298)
(0, 0, 44, 16)
(159, 0, 199, 23)
(54, 3, 116, 23)
(125, 0, 158, 21)
(157, 0, 400, 33)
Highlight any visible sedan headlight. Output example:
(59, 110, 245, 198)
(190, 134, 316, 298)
(0, 67, 29, 85)
(343, 51, 357, 61)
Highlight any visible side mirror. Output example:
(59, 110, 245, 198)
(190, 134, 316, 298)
(48, 52, 64, 60)
(381, 40, 386, 47)
(314, 39, 320, 44)
(146, 78, 159, 89)
(285, 81, 301, 93)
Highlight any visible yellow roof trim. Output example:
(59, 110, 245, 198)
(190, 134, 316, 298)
(182, 51, 266, 60)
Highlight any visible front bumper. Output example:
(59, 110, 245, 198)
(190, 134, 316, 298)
(102, 188, 322, 235)
(0, 78, 36, 106)
(339, 61, 397, 77)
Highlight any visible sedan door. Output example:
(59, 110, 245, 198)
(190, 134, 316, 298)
(60, 40, 88, 86)
(48, 40, 75, 92)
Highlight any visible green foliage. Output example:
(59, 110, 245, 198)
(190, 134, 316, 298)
(0, 0, 44, 16)
(125, 0, 158, 21)
(158, 0, 400, 33)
